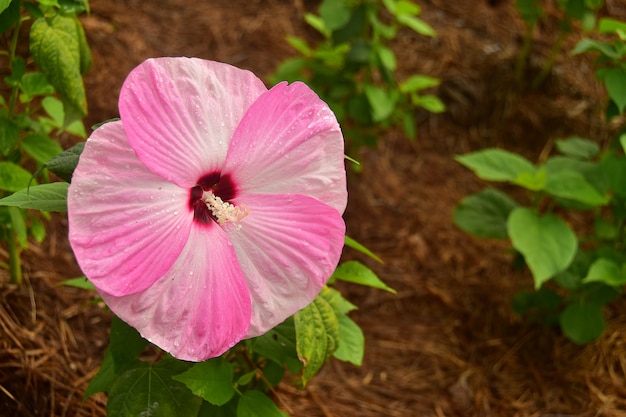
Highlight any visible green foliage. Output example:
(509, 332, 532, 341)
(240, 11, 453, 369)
(455, 134, 626, 344)
(0, 0, 90, 283)
(270, 0, 444, 150)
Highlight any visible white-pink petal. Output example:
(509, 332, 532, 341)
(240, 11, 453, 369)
(223, 82, 347, 213)
(119, 57, 268, 188)
(68, 121, 191, 296)
(226, 193, 346, 337)
(100, 224, 252, 361)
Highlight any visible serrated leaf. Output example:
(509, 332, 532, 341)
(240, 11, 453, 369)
(455, 148, 536, 183)
(555, 136, 599, 160)
(30, 14, 87, 116)
(172, 358, 234, 406)
(582, 258, 626, 286)
(454, 188, 518, 239)
(545, 169, 609, 206)
(507, 208, 578, 288)
(0, 162, 34, 192)
(333, 314, 364, 366)
(559, 303, 605, 344)
(237, 390, 288, 417)
(0, 182, 68, 211)
(44, 141, 84, 182)
(332, 260, 395, 293)
(295, 287, 340, 386)
(22, 134, 64, 165)
(107, 359, 201, 417)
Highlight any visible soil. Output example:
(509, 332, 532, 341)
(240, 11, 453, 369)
(2, 0, 626, 416)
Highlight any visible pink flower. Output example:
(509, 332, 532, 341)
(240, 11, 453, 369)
(67, 57, 347, 361)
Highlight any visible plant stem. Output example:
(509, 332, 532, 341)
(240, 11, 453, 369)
(8, 228, 22, 285)
(532, 25, 567, 89)
(515, 22, 536, 87)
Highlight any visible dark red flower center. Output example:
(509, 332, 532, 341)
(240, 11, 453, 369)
(189, 173, 237, 226)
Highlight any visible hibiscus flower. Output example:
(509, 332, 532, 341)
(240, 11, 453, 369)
(67, 57, 347, 361)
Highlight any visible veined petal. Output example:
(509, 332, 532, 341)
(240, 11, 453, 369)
(101, 225, 252, 361)
(226, 193, 345, 337)
(223, 82, 347, 213)
(119, 57, 268, 187)
(68, 121, 191, 296)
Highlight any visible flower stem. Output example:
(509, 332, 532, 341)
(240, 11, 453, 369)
(8, 228, 22, 285)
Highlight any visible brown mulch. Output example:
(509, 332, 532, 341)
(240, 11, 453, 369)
(2, 0, 626, 416)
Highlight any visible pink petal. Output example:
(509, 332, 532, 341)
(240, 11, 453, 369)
(68, 121, 191, 296)
(223, 82, 347, 213)
(226, 193, 345, 337)
(101, 224, 252, 361)
(119, 57, 268, 188)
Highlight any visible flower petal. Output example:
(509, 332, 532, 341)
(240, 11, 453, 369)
(101, 225, 252, 361)
(226, 193, 345, 337)
(223, 82, 347, 213)
(119, 57, 268, 187)
(68, 121, 191, 296)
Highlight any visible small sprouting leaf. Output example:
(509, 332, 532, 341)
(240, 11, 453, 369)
(545, 170, 609, 207)
(0, 182, 68, 212)
(559, 303, 605, 344)
(454, 188, 518, 239)
(582, 258, 626, 286)
(44, 141, 84, 182)
(59, 276, 95, 290)
(507, 208, 578, 288)
(332, 260, 395, 293)
(107, 359, 201, 417)
(172, 358, 235, 406)
(22, 134, 64, 165)
(333, 314, 364, 366)
(344, 236, 382, 263)
(455, 148, 536, 183)
(294, 287, 340, 386)
(0, 162, 34, 192)
(554, 137, 600, 160)
(0, 117, 20, 156)
(414, 94, 446, 113)
(237, 390, 288, 417)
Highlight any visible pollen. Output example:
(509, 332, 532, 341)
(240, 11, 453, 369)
(202, 191, 250, 227)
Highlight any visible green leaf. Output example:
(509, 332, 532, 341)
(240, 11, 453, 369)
(545, 170, 609, 206)
(332, 260, 395, 293)
(107, 359, 201, 417)
(333, 314, 364, 366)
(294, 287, 340, 386)
(30, 14, 88, 116)
(454, 188, 518, 239)
(285, 36, 311, 56)
(319, 0, 351, 31)
(516, 0, 544, 23)
(344, 236, 382, 263)
(571, 38, 621, 59)
(602, 67, 626, 114)
(512, 168, 546, 191)
(84, 348, 116, 398)
(172, 358, 235, 406)
(399, 74, 440, 93)
(29, 216, 46, 243)
(455, 148, 536, 183)
(0, 0, 19, 33)
(0, 117, 20, 156)
(507, 208, 578, 288)
(20, 72, 55, 99)
(0, 182, 68, 211)
(397, 14, 435, 36)
(247, 318, 301, 374)
(237, 390, 288, 417)
(109, 316, 148, 373)
(44, 141, 84, 182)
(59, 276, 95, 290)
(376, 45, 396, 71)
(22, 134, 64, 165)
(598, 17, 626, 34)
(555, 136, 600, 160)
(363, 85, 395, 122)
(414, 94, 446, 113)
(559, 302, 605, 344)
(41, 96, 65, 127)
(9, 206, 27, 248)
(582, 258, 626, 286)
(0, 162, 34, 192)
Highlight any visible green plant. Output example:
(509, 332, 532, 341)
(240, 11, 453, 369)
(0, 0, 90, 283)
(271, 0, 444, 151)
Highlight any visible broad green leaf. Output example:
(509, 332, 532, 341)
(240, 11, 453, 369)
(107, 359, 201, 417)
(598, 17, 626, 35)
(603, 68, 626, 113)
(295, 287, 340, 386)
(512, 168, 546, 191)
(507, 208, 577, 288)
(454, 188, 518, 239)
(331, 260, 395, 293)
(0, 162, 34, 192)
(559, 303, 605, 344)
(22, 134, 64, 165)
(571, 38, 621, 59)
(237, 390, 288, 417)
(73, 16, 92, 74)
(319, 0, 351, 31)
(0, 0, 19, 34)
(0, 117, 20, 156)
(109, 316, 148, 373)
(555, 136, 599, 160)
(363, 85, 395, 122)
(333, 314, 364, 366)
(84, 348, 116, 398)
(41, 96, 65, 127)
(0, 0, 12, 19)
(582, 258, 626, 286)
(414, 94, 446, 113)
(545, 170, 609, 206)
(0, 182, 68, 211)
(60, 276, 95, 290)
(397, 14, 435, 36)
(30, 14, 88, 116)
(20, 72, 55, 99)
(44, 141, 84, 182)
(400, 74, 440, 93)
(236, 370, 257, 387)
(172, 358, 235, 406)
(247, 318, 301, 375)
(344, 235, 382, 263)
(455, 148, 536, 183)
